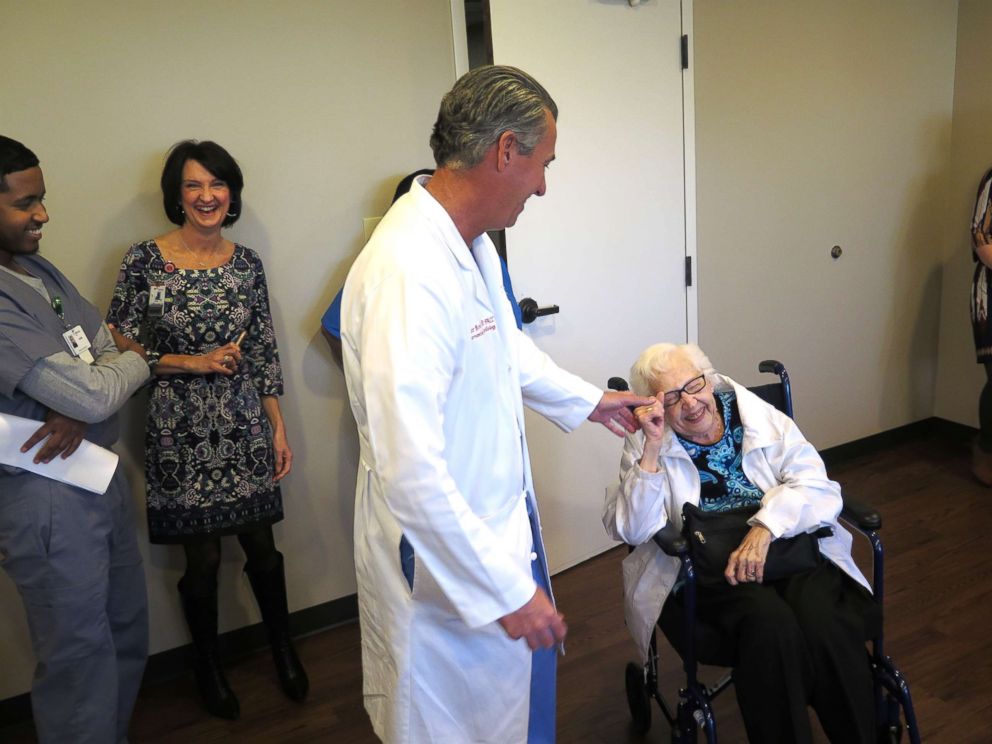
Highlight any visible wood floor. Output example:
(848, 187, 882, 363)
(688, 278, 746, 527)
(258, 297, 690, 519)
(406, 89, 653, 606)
(3, 433, 990, 742)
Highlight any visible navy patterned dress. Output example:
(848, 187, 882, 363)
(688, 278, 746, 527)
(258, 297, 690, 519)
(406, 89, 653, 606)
(108, 240, 284, 543)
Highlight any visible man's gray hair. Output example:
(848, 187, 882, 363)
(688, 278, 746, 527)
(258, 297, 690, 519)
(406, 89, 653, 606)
(430, 65, 558, 170)
(629, 343, 716, 398)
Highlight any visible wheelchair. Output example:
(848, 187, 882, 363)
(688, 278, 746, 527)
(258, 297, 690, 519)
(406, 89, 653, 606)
(608, 361, 920, 744)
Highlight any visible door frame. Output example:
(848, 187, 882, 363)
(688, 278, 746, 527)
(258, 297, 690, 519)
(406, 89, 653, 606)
(449, 0, 698, 343)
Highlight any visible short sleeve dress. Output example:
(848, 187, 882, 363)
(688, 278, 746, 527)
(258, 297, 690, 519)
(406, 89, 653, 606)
(971, 168, 992, 363)
(107, 240, 284, 543)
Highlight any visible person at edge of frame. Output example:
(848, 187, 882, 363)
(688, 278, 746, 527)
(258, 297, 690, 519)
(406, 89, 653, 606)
(0, 134, 151, 744)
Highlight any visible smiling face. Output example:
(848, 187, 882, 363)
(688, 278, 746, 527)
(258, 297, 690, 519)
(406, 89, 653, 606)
(0, 166, 48, 267)
(493, 108, 556, 230)
(179, 159, 231, 233)
(655, 356, 720, 444)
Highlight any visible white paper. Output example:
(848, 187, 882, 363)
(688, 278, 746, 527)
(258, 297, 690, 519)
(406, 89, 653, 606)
(0, 413, 119, 495)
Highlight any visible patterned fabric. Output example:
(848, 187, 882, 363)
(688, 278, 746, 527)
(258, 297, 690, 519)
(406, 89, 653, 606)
(107, 240, 284, 543)
(972, 168, 992, 361)
(675, 390, 763, 512)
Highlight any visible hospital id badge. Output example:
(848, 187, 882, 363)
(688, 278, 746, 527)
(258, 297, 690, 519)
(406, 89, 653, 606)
(63, 325, 94, 364)
(148, 284, 167, 317)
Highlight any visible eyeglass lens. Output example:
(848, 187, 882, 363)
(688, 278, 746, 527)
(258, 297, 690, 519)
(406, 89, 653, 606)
(663, 374, 705, 407)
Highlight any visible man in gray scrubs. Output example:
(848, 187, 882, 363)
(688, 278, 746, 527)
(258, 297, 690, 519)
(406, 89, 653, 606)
(0, 136, 151, 743)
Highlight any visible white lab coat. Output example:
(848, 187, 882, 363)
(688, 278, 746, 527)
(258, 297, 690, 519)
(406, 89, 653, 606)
(341, 178, 602, 744)
(602, 376, 870, 663)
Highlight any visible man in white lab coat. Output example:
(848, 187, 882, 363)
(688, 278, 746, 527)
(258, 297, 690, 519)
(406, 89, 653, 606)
(341, 66, 653, 743)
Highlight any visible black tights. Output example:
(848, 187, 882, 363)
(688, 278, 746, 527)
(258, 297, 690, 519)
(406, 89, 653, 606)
(981, 363, 992, 452)
(180, 525, 279, 597)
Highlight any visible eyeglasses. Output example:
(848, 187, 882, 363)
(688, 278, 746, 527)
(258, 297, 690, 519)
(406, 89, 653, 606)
(662, 374, 707, 408)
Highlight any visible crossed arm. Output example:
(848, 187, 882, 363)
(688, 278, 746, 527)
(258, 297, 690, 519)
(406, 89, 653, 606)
(17, 323, 148, 463)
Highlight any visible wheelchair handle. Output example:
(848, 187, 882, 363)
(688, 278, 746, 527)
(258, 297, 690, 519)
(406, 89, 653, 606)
(607, 377, 630, 392)
(758, 359, 785, 376)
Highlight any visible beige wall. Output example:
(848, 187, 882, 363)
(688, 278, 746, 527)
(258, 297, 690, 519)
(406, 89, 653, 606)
(0, 0, 455, 700)
(935, 0, 992, 426)
(694, 0, 959, 448)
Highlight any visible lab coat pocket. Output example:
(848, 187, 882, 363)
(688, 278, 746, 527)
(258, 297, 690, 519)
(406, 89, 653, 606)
(483, 494, 533, 576)
(408, 609, 530, 743)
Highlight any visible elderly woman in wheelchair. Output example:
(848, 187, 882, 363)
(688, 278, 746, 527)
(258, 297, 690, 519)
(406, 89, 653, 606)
(604, 342, 879, 744)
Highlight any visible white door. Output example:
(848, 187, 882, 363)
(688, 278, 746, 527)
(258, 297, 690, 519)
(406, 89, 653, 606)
(489, 0, 692, 570)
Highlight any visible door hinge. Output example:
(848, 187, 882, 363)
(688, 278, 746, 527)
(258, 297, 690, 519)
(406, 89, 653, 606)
(685, 256, 692, 287)
(681, 34, 689, 70)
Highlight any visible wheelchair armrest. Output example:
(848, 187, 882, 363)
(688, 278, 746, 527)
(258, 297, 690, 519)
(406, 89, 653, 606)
(651, 523, 689, 557)
(840, 493, 882, 532)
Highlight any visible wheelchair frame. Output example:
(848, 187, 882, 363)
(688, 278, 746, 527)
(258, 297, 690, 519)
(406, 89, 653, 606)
(614, 361, 921, 744)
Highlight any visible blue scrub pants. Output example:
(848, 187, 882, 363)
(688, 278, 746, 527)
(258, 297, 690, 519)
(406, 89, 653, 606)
(0, 468, 149, 744)
(526, 499, 556, 744)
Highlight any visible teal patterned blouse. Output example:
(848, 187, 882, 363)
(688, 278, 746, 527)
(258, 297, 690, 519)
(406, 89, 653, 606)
(675, 390, 763, 512)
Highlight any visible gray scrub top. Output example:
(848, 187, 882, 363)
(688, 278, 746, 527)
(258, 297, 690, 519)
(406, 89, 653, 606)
(0, 254, 119, 447)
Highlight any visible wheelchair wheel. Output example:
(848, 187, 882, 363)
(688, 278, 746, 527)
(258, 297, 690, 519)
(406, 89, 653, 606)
(879, 722, 903, 744)
(625, 661, 652, 733)
(878, 694, 904, 743)
(671, 704, 699, 744)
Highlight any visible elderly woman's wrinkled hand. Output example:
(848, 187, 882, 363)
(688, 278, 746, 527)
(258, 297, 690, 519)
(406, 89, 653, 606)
(634, 396, 665, 443)
(725, 524, 773, 585)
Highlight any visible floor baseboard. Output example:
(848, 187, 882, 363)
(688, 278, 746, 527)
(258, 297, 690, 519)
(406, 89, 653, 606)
(0, 593, 358, 728)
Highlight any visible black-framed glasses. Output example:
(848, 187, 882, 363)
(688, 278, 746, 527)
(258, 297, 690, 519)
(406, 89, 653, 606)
(662, 374, 706, 408)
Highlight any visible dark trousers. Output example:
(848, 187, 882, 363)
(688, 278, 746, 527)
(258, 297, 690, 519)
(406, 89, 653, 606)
(662, 560, 875, 744)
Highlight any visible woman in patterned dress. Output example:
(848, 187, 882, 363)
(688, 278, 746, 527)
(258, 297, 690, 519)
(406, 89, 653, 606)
(970, 168, 992, 485)
(107, 140, 307, 719)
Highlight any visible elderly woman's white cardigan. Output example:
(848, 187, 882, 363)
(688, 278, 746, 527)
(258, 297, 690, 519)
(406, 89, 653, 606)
(603, 374, 871, 662)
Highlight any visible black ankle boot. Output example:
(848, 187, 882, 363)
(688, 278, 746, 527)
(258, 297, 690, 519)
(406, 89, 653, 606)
(246, 552, 309, 702)
(178, 578, 240, 720)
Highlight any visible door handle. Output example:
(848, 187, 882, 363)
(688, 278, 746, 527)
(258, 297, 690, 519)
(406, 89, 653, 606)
(518, 298, 560, 325)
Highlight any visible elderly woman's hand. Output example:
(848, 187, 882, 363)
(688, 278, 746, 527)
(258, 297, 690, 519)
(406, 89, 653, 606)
(634, 396, 666, 472)
(725, 524, 773, 585)
(635, 396, 665, 442)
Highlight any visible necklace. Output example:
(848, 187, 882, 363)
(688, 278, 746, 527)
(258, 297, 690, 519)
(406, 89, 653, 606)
(177, 232, 223, 269)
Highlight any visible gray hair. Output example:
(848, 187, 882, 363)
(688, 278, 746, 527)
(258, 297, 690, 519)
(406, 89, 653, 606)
(629, 343, 716, 397)
(429, 65, 558, 170)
